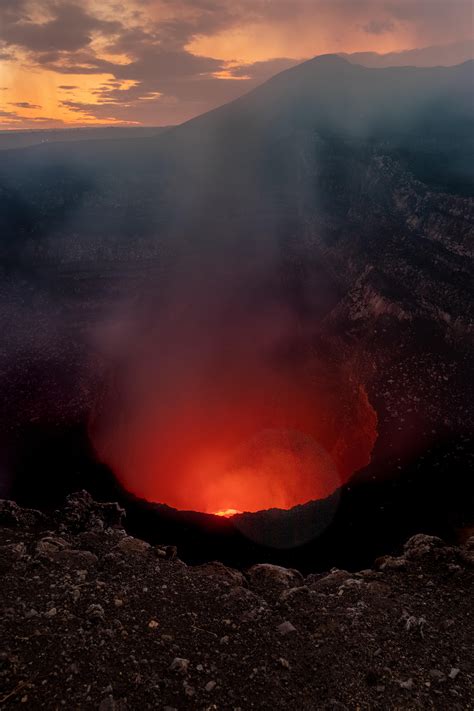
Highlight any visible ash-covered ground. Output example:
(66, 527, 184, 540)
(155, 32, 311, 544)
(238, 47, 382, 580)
(1, 492, 472, 710)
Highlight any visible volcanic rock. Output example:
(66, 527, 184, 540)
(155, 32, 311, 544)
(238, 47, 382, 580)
(58, 490, 125, 533)
(0, 500, 46, 528)
(279, 585, 312, 603)
(0, 542, 26, 568)
(0, 495, 473, 710)
(170, 658, 190, 674)
(403, 534, 446, 559)
(36, 535, 70, 554)
(114, 536, 151, 556)
(277, 621, 297, 635)
(86, 604, 106, 622)
(375, 555, 407, 571)
(247, 563, 304, 594)
(307, 568, 352, 592)
(192, 561, 246, 587)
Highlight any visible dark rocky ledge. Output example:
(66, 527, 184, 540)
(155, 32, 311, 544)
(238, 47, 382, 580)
(0, 492, 472, 710)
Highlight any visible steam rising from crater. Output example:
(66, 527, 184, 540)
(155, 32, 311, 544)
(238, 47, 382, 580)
(90, 250, 378, 514)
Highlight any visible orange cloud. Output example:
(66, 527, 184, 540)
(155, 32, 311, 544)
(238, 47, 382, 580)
(0, 0, 472, 129)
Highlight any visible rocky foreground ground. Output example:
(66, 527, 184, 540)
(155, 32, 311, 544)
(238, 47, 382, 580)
(0, 493, 472, 710)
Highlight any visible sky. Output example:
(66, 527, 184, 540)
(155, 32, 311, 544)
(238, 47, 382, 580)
(0, 0, 473, 129)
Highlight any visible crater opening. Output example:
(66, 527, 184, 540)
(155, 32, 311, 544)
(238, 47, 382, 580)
(89, 262, 378, 517)
(90, 363, 377, 515)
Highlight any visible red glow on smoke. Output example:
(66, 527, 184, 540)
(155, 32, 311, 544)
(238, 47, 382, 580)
(91, 362, 378, 515)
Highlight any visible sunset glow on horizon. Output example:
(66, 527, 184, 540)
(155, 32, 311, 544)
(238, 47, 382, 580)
(1, 0, 472, 130)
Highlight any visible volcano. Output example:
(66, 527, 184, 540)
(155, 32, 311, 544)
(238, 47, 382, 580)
(0, 56, 472, 566)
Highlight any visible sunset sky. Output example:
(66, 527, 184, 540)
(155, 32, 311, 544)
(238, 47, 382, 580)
(0, 0, 473, 129)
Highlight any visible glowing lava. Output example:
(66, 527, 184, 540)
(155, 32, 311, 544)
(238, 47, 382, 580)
(214, 509, 242, 518)
(91, 366, 378, 515)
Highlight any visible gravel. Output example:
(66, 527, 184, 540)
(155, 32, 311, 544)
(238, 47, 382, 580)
(0, 492, 473, 710)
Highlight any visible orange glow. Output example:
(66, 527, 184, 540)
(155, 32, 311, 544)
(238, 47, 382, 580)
(214, 509, 242, 518)
(0, 62, 134, 127)
(91, 360, 378, 515)
(3, 1, 470, 129)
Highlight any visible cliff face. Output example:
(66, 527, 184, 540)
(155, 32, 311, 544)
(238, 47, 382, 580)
(321, 155, 474, 328)
(1, 492, 473, 710)
(303, 151, 474, 456)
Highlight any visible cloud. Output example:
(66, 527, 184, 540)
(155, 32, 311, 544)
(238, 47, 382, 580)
(0, 2, 122, 53)
(9, 101, 42, 109)
(227, 57, 302, 80)
(385, 0, 474, 43)
(33, 12, 300, 122)
(2, 0, 473, 128)
(344, 39, 474, 68)
(54, 52, 306, 126)
(115, 48, 223, 82)
(0, 106, 65, 128)
(362, 19, 395, 35)
(0, 109, 20, 120)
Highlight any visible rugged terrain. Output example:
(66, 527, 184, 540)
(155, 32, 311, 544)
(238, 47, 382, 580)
(1, 58, 473, 533)
(1, 492, 473, 710)
(0, 59, 473, 687)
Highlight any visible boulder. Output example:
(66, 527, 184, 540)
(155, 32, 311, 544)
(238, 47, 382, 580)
(59, 491, 125, 533)
(247, 564, 303, 594)
(114, 536, 151, 556)
(375, 555, 407, 571)
(192, 561, 246, 587)
(36, 536, 70, 556)
(280, 586, 312, 603)
(308, 569, 352, 592)
(0, 499, 46, 528)
(403, 534, 445, 559)
(221, 585, 263, 609)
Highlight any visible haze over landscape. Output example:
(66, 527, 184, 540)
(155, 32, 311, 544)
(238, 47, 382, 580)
(1, 52, 472, 528)
(0, 0, 472, 546)
(0, 2, 473, 708)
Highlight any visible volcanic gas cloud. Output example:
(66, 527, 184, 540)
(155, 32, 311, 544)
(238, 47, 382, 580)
(92, 369, 376, 515)
(90, 252, 377, 515)
(90, 284, 376, 513)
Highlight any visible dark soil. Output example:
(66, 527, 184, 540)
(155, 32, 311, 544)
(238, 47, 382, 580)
(1, 492, 472, 710)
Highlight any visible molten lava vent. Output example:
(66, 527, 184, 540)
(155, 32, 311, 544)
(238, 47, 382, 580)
(90, 359, 377, 515)
(90, 261, 377, 515)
